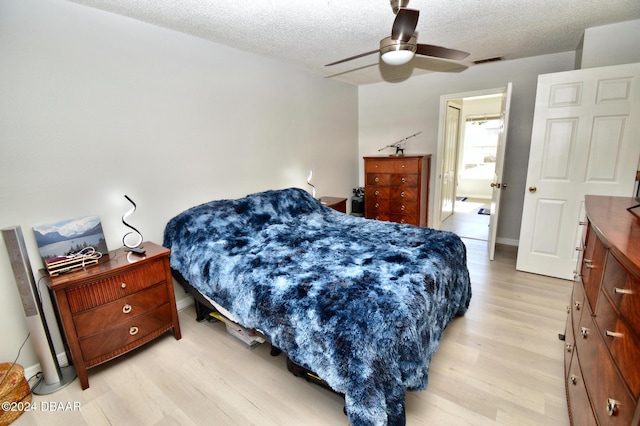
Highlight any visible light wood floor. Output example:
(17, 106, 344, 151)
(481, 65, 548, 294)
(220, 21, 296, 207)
(14, 240, 572, 426)
(440, 198, 491, 241)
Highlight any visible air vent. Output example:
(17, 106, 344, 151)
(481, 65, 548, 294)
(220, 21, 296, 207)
(473, 56, 503, 65)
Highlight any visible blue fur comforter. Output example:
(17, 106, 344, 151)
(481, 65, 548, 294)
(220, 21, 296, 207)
(163, 188, 471, 425)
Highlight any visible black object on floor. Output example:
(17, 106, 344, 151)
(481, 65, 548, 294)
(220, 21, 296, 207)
(478, 208, 490, 215)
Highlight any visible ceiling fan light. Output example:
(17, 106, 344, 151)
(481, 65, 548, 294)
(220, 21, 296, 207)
(380, 36, 417, 66)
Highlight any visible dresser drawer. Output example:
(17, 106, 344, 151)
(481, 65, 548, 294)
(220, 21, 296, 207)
(73, 283, 169, 338)
(390, 174, 418, 187)
(566, 350, 597, 426)
(79, 303, 173, 361)
(390, 187, 417, 201)
(594, 291, 640, 398)
(390, 201, 418, 215)
(577, 312, 636, 425)
(389, 215, 419, 226)
(602, 253, 640, 335)
(66, 259, 167, 313)
(366, 199, 390, 214)
(581, 227, 606, 311)
(366, 173, 391, 186)
(365, 187, 390, 200)
(365, 158, 419, 173)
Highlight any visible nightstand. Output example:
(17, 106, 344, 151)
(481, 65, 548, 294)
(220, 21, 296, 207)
(320, 196, 347, 213)
(43, 242, 181, 390)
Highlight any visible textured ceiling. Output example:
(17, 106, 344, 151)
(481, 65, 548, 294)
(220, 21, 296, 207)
(66, 0, 640, 85)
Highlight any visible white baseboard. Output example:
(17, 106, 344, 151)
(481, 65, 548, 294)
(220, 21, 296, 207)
(176, 295, 195, 311)
(23, 351, 69, 382)
(496, 237, 519, 246)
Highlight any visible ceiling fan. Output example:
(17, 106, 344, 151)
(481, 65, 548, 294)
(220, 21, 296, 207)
(325, 0, 470, 67)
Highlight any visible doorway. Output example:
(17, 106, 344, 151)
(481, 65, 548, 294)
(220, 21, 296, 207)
(435, 90, 507, 243)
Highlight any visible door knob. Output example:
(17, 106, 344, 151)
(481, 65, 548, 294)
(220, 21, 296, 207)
(529, 186, 537, 193)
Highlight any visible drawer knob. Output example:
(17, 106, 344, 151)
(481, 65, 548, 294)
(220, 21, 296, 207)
(574, 301, 581, 310)
(400, 219, 405, 223)
(400, 191, 405, 198)
(605, 330, 623, 338)
(401, 205, 405, 211)
(580, 327, 589, 339)
(565, 343, 573, 353)
(606, 398, 620, 417)
(374, 190, 379, 196)
(129, 326, 139, 336)
(569, 374, 577, 385)
(121, 282, 127, 289)
(375, 203, 380, 208)
(579, 221, 588, 226)
(613, 287, 633, 295)
(122, 304, 132, 314)
(401, 177, 406, 183)
(375, 177, 379, 183)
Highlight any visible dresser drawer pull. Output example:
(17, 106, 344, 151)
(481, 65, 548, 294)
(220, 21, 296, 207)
(585, 263, 595, 269)
(606, 398, 620, 417)
(580, 327, 589, 339)
(605, 330, 623, 338)
(401, 177, 406, 183)
(574, 301, 581, 310)
(579, 221, 587, 226)
(374, 190, 379, 196)
(565, 343, 573, 353)
(375, 177, 379, 183)
(129, 326, 139, 336)
(613, 287, 633, 295)
(375, 203, 380, 208)
(122, 304, 132, 314)
(400, 219, 405, 224)
(575, 246, 584, 251)
(566, 305, 570, 314)
(121, 282, 127, 289)
(400, 191, 405, 198)
(569, 374, 577, 385)
(584, 259, 592, 263)
(400, 205, 405, 211)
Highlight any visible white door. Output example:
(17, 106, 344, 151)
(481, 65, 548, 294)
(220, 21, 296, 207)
(440, 102, 460, 223)
(516, 63, 640, 279)
(488, 83, 513, 260)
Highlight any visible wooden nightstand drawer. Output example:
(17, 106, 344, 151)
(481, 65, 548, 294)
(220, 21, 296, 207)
(66, 259, 167, 313)
(73, 283, 169, 338)
(79, 303, 173, 362)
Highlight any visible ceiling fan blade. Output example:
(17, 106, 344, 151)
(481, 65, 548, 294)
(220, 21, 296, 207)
(391, 8, 419, 42)
(415, 43, 470, 60)
(325, 49, 380, 66)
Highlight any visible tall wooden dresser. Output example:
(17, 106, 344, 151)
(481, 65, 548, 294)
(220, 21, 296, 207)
(565, 196, 640, 425)
(363, 155, 431, 226)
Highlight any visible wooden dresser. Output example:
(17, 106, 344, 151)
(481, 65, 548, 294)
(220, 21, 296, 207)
(44, 242, 181, 390)
(363, 155, 431, 226)
(565, 196, 640, 425)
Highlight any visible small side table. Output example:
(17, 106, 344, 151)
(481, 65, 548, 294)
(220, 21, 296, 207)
(43, 242, 181, 390)
(320, 196, 347, 213)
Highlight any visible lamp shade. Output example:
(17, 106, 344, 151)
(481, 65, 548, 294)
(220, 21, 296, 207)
(380, 35, 417, 66)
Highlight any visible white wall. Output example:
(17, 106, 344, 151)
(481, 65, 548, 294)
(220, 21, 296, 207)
(580, 19, 640, 69)
(358, 52, 576, 243)
(0, 0, 358, 370)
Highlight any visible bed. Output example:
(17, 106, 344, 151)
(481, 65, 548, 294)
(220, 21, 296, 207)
(163, 187, 472, 426)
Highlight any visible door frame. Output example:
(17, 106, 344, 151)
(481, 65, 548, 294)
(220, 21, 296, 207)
(434, 86, 509, 231)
